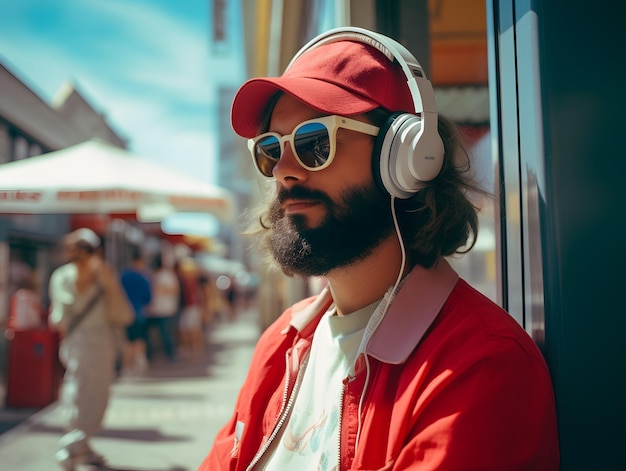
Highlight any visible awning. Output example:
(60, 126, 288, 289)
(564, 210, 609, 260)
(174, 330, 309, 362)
(0, 139, 234, 223)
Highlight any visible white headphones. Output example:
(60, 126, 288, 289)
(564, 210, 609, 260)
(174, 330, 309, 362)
(287, 27, 445, 198)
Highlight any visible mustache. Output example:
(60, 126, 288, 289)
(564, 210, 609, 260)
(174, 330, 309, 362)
(276, 186, 333, 205)
(269, 186, 334, 224)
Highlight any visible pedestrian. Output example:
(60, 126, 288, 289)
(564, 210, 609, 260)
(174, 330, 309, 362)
(119, 245, 152, 374)
(146, 253, 179, 362)
(177, 257, 204, 358)
(199, 27, 559, 470)
(198, 273, 216, 325)
(49, 228, 132, 470)
(173, 258, 187, 354)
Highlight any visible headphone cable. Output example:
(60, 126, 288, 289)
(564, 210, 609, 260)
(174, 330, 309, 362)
(355, 195, 406, 452)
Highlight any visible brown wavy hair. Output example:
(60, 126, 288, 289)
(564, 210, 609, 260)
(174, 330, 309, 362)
(244, 93, 489, 270)
(369, 108, 488, 268)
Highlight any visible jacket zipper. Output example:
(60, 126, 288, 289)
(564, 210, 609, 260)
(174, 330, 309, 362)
(337, 381, 346, 471)
(245, 352, 309, 471)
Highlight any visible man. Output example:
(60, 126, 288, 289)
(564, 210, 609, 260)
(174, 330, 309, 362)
(49, 228, 130, 470)
(200, 27, 559, 470)
(146, 254, 179, 361)
(120, 246, 152, 374)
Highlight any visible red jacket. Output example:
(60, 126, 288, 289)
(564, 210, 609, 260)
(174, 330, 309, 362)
(200, 259, 559, 470)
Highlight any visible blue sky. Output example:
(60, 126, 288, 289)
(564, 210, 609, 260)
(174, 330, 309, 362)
(0, 0, 244, 185)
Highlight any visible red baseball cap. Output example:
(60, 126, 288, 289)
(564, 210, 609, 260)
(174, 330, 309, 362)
(230, 40, 415, 138)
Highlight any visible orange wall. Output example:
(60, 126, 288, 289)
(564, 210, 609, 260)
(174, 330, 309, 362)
(429, 0, 488, 85)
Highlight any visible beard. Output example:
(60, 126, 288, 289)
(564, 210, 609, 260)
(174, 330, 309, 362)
(266, 183, 394, 277)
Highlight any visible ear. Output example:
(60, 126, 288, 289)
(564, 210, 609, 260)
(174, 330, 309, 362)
(373, 112, 444, 198)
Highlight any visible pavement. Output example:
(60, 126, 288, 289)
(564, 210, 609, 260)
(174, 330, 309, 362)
(0, 307, 260, 471)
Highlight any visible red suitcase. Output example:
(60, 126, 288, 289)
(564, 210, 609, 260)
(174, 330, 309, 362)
(5, 329, 62, 408)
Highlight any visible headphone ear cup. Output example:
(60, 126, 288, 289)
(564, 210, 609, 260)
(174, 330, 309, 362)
(373, 112, 445, 199)
(371, 112, 400, 197)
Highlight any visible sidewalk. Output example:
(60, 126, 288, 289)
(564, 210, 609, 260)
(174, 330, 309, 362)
(0, 307, 260, 471)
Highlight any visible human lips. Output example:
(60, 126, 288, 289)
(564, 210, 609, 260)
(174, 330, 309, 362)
(282, 198, 321, 215)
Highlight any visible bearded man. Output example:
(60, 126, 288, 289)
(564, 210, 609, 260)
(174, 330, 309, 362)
(199, 27, 559, 471)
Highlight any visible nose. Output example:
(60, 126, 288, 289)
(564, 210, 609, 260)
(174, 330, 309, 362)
(272, 141, 308, 185)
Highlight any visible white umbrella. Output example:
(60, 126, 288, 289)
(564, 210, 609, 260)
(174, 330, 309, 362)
(0, 139, 234, 222)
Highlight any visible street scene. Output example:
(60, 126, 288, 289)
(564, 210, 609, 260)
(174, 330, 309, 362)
(0, 307, 258, 471)
(0, 3, 265, 469)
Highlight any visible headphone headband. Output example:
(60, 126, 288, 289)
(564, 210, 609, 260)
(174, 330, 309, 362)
(288, 27, 444, 198)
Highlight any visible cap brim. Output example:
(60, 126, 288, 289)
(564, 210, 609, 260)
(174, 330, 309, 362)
(231, 77, 380, 138)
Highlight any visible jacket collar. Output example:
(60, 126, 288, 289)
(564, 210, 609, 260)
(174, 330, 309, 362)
(288, 258, 459, 364)
(365, 258, 458, 364)
(287, 286, 333, 338)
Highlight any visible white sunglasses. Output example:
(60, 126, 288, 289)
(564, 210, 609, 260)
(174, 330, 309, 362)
(248, 115, 380, 177)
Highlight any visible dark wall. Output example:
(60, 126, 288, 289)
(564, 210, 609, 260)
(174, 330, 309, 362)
(376, 0, 430, 76)
(537, 1, 626, 469)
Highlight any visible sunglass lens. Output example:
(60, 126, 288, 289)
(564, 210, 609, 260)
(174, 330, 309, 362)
(255, 135, 281, 176)
(293, 122, 330, 169)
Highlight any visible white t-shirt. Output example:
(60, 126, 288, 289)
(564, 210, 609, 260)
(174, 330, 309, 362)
(148, 269, 179, 317)
(259, 299, 380, 471)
